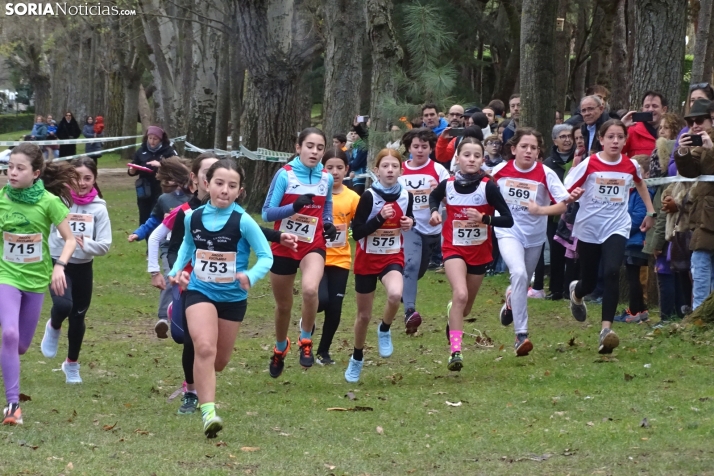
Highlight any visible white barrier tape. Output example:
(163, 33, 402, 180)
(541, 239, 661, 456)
(184, 141, 294, 163)
(0, 134, 143, 147)
(644, 175, 714, 186)
(0, 136, 186, 170)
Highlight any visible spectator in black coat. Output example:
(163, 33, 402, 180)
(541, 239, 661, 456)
(57, 111, 81, 157)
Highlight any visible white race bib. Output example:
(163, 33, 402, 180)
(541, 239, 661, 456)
(594, 177, 627, 203)
(411, 189, 430, 210)
(194, 250, 236, 283)
(3, 232, 42, 264)
(452, 220, 488, 246)
(503, 179, 538, 207)
(57, 213, 94, 239)
(279, 213, 318, 243)
(365, 228, 400, 254)
(326, 224, 347, 248)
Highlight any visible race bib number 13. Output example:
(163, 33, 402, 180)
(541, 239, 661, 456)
(57, 213, 94, 239)
(3, 232, 42, 264)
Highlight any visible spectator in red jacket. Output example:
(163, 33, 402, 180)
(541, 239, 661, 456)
(94, 115, 105, 135)
(621, 91, 668, 157)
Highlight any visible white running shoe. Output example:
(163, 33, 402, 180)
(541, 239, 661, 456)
(40, 319, 60, 358)
(61, 361, 82, 384)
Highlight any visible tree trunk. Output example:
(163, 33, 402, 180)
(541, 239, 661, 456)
(322, 0, 365, 139)
(229, 2, 244, 151)
(138, 85, 153, 132)
(520, 0, 558, 150)
(235, 0, 323, 211)
(554, 0, 571, 113)
(121, 67, 143, 160)
(609, 0, 630, 111)
(185, 1, 221, 150)
(686, 292, 714, 324)
(704, 7, 714, 84)
(366, 0, 404, 163)
(692, 0, 713, 83)
(631, 0, 687, 110)
(492, 0, 522, 100)
(214, 30, 231, 150)
(590, 0, 618, 89)
(105, 71, 124, 138)
(568, 0, 590, 113)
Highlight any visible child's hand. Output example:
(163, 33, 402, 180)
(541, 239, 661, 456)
(128, 234, 139, 242)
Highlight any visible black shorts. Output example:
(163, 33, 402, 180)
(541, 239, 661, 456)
(444, 256, 490, 275)
(354, 264, 404, 294)
(270, 249, 326, 276)
(184, 290, 247, 322)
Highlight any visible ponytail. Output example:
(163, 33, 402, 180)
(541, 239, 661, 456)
(42, 162, 79, 207)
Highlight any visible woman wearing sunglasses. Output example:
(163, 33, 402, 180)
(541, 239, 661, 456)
(674, 98, 714, 312)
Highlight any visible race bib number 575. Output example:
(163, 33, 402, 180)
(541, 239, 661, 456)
(366, 228, 401, 254)
(3, 232, 42, 264)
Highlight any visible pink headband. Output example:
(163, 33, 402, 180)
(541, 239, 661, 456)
(147, 126, 164, 138)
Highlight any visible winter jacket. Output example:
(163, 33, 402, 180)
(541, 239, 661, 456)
(130, 141, 178, 201)
(674, 129, 714, 251)
(580, 112, 611, 154)
(83, 124, 102, 156)
(626, 187, 654, 249)
(57, 117, 81, 157)
(502, 119, 517, 144)
(668, 126, 688, 177)
(643, 138, 674, 255)
(49, 195, 112, 264)
(425, 117, 449, 137)
(542, 145, 575, 183)
(47, 121, 57, 135)
(31, 122, 48, 140)
(622, 121, 657, 158)
(434, 134, 458, 168)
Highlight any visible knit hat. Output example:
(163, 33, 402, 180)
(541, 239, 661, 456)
(147, 126, 164, 138)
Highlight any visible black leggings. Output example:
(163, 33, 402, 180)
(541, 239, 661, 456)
(316, 266, 350, 355)
(574, 235, 627, 322)
(180, 291, 195, 385)
(50, 261, 93, 361)
(626, 264, 647, 314)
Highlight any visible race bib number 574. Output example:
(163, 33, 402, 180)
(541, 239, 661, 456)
(279, 213, 318, 242)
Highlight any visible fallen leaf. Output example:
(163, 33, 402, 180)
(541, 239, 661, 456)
(544, 370, 551, 376)
(699, 397, 711, 402)
(327, 407, 348, 412)
(19, 393, 31, 402)
(498, 344, 505, 351)
(693, 318, 704, 327)
(625, 373, 635, 382)
(66, 462, 74, 471)
(240, 447, 260, 452)
(586, 421, 594, 427)
(102, 422, 117, 431)
(67, 409, 77, 422)
(350, 406, 373, 412)
(433, 391, 446, 395)
(246, 411, 258, 416)
(324, 464, 336, 470)
(345, 392, 356, 401)
(445, 401, 462, 407)
(134, 429, 149, 435)
(215, 441, 227, 447)
(494, 356, 503, 362)
(640, 418, 649, 428)
(376, 426, 384, 435)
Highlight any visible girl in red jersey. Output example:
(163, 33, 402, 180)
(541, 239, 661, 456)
(565, 119, 655, 354)
(345, 149, 414, 383)
(262, 128, 337, 377)
(428, 137, 512, 371)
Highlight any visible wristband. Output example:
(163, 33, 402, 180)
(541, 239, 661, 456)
(677, 146, 690, 156)
(430, 207, 439, 214)
(150, 271, 161, 276)
(55, 260, 67, 268)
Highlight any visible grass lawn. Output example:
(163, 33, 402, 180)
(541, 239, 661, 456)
(0, 176, 713, 475)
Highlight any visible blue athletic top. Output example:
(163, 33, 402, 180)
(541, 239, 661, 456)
(169, 202, 273, 303)
(261, 156, 334, 223)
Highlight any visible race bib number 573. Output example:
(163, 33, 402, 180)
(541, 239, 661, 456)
(3, 232, 42, 263)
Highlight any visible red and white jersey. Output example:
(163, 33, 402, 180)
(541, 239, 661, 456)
(399, 159, 450, 235)
(442, 177, 495, 266)
(272, 164, 330, 259)
(354, 188, 410, 275)
(492, 160, 570, 248)
(564, 153, 642, 244)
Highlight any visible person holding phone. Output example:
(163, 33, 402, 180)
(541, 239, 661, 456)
(674, 99, 714, 311)
(621, 91, 669, 157)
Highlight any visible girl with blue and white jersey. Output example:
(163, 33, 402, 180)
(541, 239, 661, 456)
(168, 159, 272, 439)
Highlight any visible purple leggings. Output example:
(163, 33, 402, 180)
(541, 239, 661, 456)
(0, 284, 45, 404)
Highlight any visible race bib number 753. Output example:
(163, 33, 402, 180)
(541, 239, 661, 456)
(194, 250, 236, 283)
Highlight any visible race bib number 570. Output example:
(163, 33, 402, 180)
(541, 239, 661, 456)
(3, 232, 42, 263)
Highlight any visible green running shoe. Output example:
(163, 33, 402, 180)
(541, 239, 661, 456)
(203, 414, 223, 438)
(447, 351, 463, 372)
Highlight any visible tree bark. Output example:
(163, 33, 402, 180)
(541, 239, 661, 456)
(554, 0, 571, 113)
(138, 85, 153, 132)
(568, 0, 590, 113)
(520, 0, 558, 150)
(492, 0, 522, 100)
(105, 71, 124, 138)
(631, 0, 687, 111)
(366, 0, 404, 163)
(214, 30, 231, 150)
(229, 1, 245, 151)
(322, 0, 365, 139)
(692, 0, 713, 83)
(704, 7, 714, 83)
(609, 0, 630, 111)
(235, 0, 323, 211)
(590, 0, 618, 89)
(685, 291, 714, 324)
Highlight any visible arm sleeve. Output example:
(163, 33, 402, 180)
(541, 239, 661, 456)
(629, 193, 647, 235)
(261, 168, 294, 222)
(355, 122, 368, 140)
(133, 214, 161, 241)
(544, 166, 572, 204)
(429, 180, 447, 210)
(405, 192, 414, 221)
(260, 226, 282, 243)
(81, 206, 112, 257)
(351, 192, 386, 240)
(321, 174, 334, 223)
(674, 148, 703, 178)
(167, 209, 186, 268)
(350, 149, 368, 171)
(239, 215, 273, 286)
(147, 223, 171, 273)
(668, 127, 686, 176)
(563, 158, 590, 192)
(168, 213, 195, 278)
(435, 134, 450, 164)
(485, 180, 514, 228)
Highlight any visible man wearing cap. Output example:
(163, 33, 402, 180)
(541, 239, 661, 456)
(674, 98, 714, 311)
